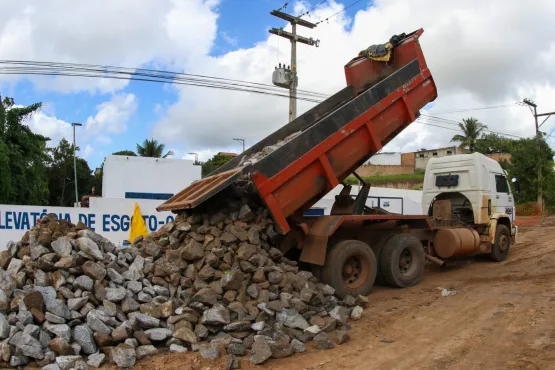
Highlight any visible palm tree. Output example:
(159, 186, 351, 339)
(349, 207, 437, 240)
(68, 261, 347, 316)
(450, 117, 487, 152)
(136, 139, 174, 158)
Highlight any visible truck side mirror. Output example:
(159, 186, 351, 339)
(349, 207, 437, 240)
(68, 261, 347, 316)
(511, 177, 520, 194)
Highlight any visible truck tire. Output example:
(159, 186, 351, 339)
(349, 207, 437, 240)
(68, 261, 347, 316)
(321, 240, 377, 299)
(372, 234, 395, 285)
(380, 234, 425, 288)
(489, 224, 510, 262)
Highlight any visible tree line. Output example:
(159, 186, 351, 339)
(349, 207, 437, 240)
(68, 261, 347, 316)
(450, 117, 555, 207)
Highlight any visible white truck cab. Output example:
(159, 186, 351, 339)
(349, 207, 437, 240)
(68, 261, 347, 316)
(422, 152, 517, 258)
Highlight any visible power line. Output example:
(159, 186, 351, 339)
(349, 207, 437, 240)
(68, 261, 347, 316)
(277, 0, 291, 12)
(0, 60, 330, 99)
(421, 114, 526, 138)
(315, 0, 365, 25)
(298, 0, 327, 18)
(429, 103, 521, 115)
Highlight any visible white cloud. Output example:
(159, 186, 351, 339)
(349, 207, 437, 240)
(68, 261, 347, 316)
(82, 144, 94, 159)
(220, 31, 238, 47)
(26, 110, 72, 144)
(152, 0, 555, 156)
(0, 0, 220, 93)
(84, 94, 138, 136)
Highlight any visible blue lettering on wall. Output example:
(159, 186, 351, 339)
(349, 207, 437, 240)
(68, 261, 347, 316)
(102, 214, 110, 232)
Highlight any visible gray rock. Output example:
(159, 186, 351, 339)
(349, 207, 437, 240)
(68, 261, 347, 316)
(77, 237, 103, 260)
(194, 324, 209, 339)
(291, 338, 306, 353)
(331, 329, 350, 344)
(47, 299, 71, 320)
(67, 297, 89, 311)
(103, 300, 117, 317)
(350, 305, 363, 320)
(72, 342, 82, 356)
(31, 244, 50, 261)
(201, 304, 230, 325)
(137, 292, 152, 303)
(192, 287, 219, 306)
(125, 338, 138, 348)
(304, 325, 321, 335)
(251, 321, 265, 331)
(227, 342, 246, 356)
(247, 283, 259, 299)
(82, 261, 107, 281)
(329, 306, 349, 324)
(224, 321, 252, 332)
(45, 312, 66, 324)
(145, 328, 172, 341)
(42, 364, 62, 370)
(23, 324, 40, 337)
(113, 343, 136, 368)
(199, 343, 223, 359)
(112, 323, 130, 342)
(0, 313, 9, 339)
(250, 336, 272, 365)
(172, 327, 198, 344)
(129, 312, 160, 329)
(107, 268, 124, 284)
(51, 237, 73, 257)
(87, 352, 105, 368)
(10, 355, 29, 367)
(276, 309, 310, 330)
(74, 275, 94, 292)
(17, 309, 34, 326)
(181, 240, 204, 260)
(39, 330, 52, 348)
(312, 332, 334, 350)
(86, 310, 111, 334)
(122, 255, 144, 281)
(56, 355, 88, 370)
(44, 323, 71, 342)
(105, 287, 126, 302)
(136, 345, 158, 360)
(73, 325, 97, 355)
(127, 281, 142, 294)
(6, 258, 24, 277)
(321, 284, 335, 296)
(221, 269, 245, 291)
(13, 333, 44, 359)
(121, 297, 140, 313)
(169, 344, 188, 353)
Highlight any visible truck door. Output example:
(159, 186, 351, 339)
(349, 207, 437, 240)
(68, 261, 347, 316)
(492, 172, 514, 223)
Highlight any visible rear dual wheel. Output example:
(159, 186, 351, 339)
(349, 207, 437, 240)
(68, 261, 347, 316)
(321, 240, 377, 299)
(379, 234, 425, 288)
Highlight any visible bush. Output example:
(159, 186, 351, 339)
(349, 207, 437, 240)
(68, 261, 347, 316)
(515, 202, 540, 216)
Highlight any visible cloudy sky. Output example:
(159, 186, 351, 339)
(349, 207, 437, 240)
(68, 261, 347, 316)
(1, 0, 555, 169)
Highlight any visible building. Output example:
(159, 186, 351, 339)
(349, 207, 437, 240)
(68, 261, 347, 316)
(414, 146, 465, 170)
(365, 152, 401, 165)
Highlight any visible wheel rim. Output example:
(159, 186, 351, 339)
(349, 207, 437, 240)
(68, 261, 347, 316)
(498, 234, 509, 253)
(342, 254, 370, 289)
(398, 247, 416, 277)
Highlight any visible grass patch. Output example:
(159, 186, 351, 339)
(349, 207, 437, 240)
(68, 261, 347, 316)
(344, 172, 425, 185)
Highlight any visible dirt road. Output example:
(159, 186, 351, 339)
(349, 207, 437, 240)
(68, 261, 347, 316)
(134, 218, 555, 370)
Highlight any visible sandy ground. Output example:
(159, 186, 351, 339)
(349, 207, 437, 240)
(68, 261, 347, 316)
(116, 217, 555, 370)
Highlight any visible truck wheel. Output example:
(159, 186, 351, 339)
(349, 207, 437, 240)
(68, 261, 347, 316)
(380, 234, 425, 288)
(373, 234, 395, 285)
(489, 224, 510, 262)
(322, 240, 377, 299)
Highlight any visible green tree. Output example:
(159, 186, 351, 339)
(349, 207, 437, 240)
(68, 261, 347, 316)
(474, 133, 515, 154)
(450, 117, 488, 152)
(112, 150, 137, 156)
(506, 138, 555, 206)
(136, 139, 173, 158)
(0, 95, 50, 205)
(201, 153, 234, 177)
(47, 138, 95, 206)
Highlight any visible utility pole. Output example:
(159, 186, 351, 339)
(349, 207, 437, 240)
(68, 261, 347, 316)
(188, 152, 199, 165)
(269, 9, 319, 122)
(522, 99, 555, 215)
(71, 123, 83, 207)
(233, 138, 245, 153)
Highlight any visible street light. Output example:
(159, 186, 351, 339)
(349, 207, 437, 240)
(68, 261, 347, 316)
(189, 152, 199, 165)
(233, 138, 245, 153)
(72, 123, 83, 207)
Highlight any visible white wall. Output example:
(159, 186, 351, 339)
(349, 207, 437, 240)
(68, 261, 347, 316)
(312, 186, 423, 215)
(366, 152, 401, 166)
(102, 155, 201, 199)
(0, 199, 175, 249)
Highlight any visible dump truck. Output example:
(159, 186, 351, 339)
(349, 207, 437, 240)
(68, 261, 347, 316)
(158, 29, 517, 298)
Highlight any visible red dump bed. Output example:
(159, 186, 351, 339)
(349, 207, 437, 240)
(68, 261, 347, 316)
(158, 29, 437, 234)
